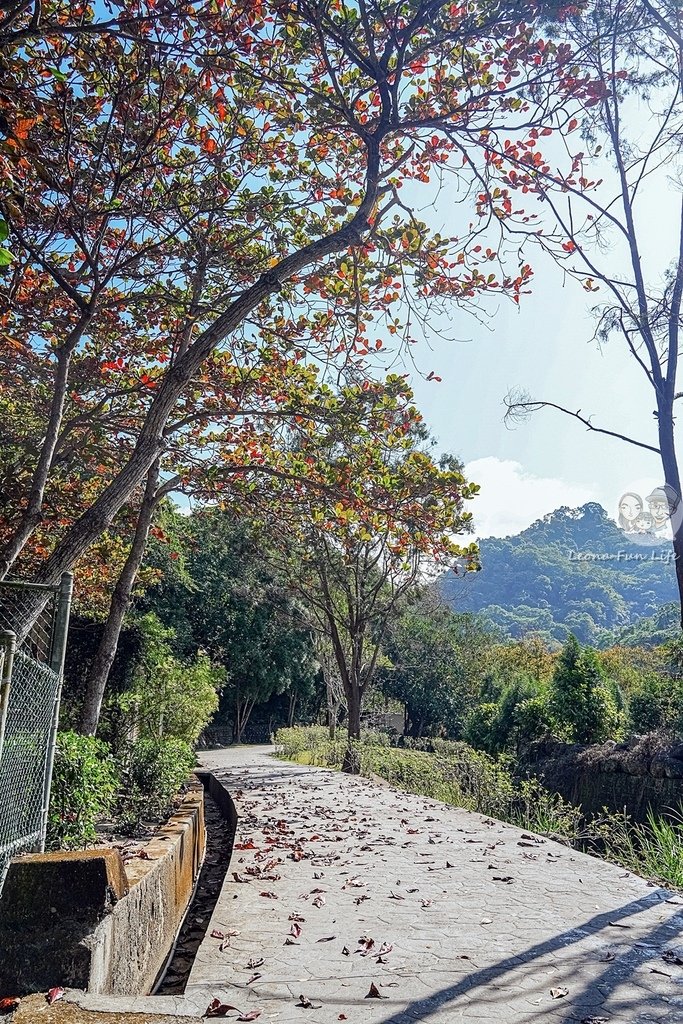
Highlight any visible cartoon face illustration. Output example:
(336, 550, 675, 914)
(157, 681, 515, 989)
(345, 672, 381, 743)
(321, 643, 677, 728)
(634, 511, 654, 533)
(646, 487, 674, 529)
(617, 492, 642, 531)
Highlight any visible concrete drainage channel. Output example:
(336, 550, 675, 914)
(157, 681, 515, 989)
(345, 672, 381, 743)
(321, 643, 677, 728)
(154, 772, 237, 996)
(0, 769, 238, 1022)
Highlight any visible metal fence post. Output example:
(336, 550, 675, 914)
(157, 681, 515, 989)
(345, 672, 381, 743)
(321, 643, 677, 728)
(0, 629, 17, 764)
(40, 573, 73, 850)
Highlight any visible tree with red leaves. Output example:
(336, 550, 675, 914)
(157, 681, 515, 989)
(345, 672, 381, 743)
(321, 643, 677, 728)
(1, 0, 583, 637)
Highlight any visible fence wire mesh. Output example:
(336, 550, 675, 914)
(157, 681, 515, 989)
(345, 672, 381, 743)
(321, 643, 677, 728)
(0, 577, 71, 891)
(0, 583, 57, 663)
(0, 651, 59, 883)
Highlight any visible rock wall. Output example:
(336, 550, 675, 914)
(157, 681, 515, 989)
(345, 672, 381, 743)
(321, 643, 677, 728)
(527, 735, 683, 822)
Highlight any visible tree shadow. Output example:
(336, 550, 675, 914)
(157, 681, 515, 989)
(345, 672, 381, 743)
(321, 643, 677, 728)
(372, 891, 683, 1024)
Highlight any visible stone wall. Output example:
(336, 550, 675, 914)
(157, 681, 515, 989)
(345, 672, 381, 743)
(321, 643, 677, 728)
(527, 735, 683, 822)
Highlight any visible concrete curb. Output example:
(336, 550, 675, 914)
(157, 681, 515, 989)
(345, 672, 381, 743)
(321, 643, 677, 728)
(0, 780, 206, 998)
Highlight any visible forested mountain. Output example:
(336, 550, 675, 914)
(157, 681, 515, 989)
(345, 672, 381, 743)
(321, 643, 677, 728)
(442, 504, 678, 647)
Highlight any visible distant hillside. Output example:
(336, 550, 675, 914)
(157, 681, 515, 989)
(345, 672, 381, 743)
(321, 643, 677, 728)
(442, 503, 678, 647)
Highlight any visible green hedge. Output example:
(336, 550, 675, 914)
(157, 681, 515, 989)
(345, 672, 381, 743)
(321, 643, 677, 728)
(116, 737, 196, 830)
(47, 731, 119, 849)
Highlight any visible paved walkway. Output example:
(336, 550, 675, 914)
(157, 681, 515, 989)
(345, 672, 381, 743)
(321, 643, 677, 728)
(73, 745, 683, 1023)
(188, 746, 683, 1023)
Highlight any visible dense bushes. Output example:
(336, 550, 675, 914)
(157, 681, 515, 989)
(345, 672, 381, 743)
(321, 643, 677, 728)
(116, 737, 196, 828)
(47, 732, 197, 848)
(49, 611, 220, 850)
(47, 731, 119, 849)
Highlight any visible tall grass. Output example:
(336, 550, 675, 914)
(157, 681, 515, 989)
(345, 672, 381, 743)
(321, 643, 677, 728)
(275, 727, 683, 891)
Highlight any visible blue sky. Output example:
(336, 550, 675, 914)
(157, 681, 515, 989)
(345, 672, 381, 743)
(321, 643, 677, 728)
(406, 254, 661, 537)
(400, 143, 680, 539)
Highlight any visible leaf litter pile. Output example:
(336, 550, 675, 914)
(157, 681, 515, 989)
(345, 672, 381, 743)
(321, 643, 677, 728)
(189, 760, 682, 1021)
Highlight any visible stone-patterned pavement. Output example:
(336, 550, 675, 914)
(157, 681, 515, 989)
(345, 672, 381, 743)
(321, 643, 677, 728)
(181, 745, 683, 1024)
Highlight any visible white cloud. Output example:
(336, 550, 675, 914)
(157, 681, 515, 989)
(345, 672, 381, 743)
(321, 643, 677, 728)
(463, 457, 596, 539)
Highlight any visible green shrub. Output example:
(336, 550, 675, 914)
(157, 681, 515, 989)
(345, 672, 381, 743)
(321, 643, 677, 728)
(463, 702, 499, 753)
(628, 677, 682, 734)
(548, 635, 621, 743)
(47, 731, 119, 849)
(116, 737, 195, 829)
(118, 613, 221, 745)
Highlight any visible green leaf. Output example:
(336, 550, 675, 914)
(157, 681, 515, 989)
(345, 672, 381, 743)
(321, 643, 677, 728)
(48, 67, 67, 82)
(0, 248, 14, 267)
(0, 218, 8, 242)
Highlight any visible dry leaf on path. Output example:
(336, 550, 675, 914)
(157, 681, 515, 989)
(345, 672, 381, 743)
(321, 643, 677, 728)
(550, 987, 569, 999)
(205, 998, 242, 1018)
(365, 983, 386, 999)
(296, 995, 322, 1009)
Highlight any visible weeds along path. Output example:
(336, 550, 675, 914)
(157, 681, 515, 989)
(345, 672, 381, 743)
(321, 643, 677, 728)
(184, 745, 683, 1024)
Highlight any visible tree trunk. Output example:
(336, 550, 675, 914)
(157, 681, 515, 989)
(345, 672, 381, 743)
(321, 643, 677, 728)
(288, 692, 297, 728)
(235, 697, 255, 744)
(342, 683, 362, 774)
(1, 319, 91, 579)
(657, 404, 683, 628)
(78, 461, 160, 736)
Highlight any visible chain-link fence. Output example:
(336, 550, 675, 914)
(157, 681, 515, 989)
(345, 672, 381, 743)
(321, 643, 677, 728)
(0, 575, 72, 891)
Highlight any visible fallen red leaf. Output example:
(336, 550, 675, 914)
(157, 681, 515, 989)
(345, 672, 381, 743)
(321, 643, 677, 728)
(205, 998, 242, 1017)
(47, 988, 65, 1005)
(365, 983, 386, 999)
(0, 997, 20, 1015)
